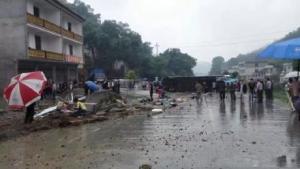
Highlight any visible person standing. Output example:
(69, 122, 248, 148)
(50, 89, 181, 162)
(212, 82, 216, 93)
(242, 81, 248, 95)
(265, 78, 273, 99)
(117, 80, 121, 94)
(84, 82, 89, 96)
(291, 77, 300, 103)
(286, 78, 293, 97)
(25, 102, 36, 124)
(52, 82, 57, 100)
(218, 80, 226, 101)
(195, 81, 203, 103)
(229, 83, 236, 101)
(248, 78, 256, 101)
(256, 80, 264, 103)
(149, 81, 154, 101)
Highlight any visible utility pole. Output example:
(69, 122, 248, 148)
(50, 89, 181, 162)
(155, 43, 159, 56)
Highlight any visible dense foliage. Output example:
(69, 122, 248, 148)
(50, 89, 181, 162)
(209, 56, 225, 75)
(68, 0, 196, 79)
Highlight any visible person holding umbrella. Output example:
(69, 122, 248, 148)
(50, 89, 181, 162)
(259, 37, 300, 116)
(3, 71, 47, 124)
(25, 102, 36, 124)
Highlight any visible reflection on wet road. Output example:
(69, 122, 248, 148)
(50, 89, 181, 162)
(1, 94, 300, 168)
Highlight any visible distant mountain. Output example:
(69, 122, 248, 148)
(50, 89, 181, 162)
(193, 61, 211, 76)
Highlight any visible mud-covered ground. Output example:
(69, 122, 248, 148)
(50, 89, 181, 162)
(0, 89, 155, 143)
(0, 92, 299, 169)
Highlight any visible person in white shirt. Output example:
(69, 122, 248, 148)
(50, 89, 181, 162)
(52, 82, 57, 100)
(256, 80, 264, 103)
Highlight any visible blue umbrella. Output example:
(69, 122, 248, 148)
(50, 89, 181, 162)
(85, 81, 99, 92)
(259, 38, 300, 59)
(259, 37, 300, 76)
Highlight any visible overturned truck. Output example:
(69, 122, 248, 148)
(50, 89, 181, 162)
(162, 76, 221, 92)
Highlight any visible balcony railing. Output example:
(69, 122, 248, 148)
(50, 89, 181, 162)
(65, 55, 84, 64)
(27, 13, 83, 42)
(62, 28, 83, 42)
(28, 48, 64, 61)
(28, 48, 46, 59)
(44, 20, 61, 34)
(46, 51, 65, 61)
(62, 28, 74, 39)
(27, 14, 44, 27)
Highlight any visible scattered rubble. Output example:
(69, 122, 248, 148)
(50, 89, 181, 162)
(0, 90, 185, 142)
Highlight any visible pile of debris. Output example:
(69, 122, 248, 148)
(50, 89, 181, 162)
(27, 91, 156, 131)
(91, 91, 153, 117)
(0, 91, 186, 142)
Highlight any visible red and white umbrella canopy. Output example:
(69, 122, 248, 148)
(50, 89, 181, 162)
(3, 71, 47, 109)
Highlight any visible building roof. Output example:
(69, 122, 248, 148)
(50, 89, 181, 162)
(48, 0, 85, 22)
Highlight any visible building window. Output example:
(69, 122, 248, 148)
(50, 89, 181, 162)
(35, 35, 42, 50)
(69, 45, 73, 55)
(33, 6, 40, 17)
(67, 22, 72, 31)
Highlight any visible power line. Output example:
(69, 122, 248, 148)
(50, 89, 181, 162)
(162, 27, 299, 47)
(177, 38, 276, 48)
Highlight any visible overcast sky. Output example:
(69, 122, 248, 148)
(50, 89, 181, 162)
(69, 0, 300, 63)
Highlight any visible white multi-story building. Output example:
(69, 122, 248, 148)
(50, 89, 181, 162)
(228, 61, 277, 80)
(282, 63, 293, 74)
(0, 0, 84, 90)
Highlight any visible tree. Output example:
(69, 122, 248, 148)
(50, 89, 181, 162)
(151, 49, 197, 77)
(210, 56, 225, 75)
(125, 70, 137, 80)
(69, 1, 153, 77)
(69, 0, 196, 79)
(231, 71, 239, 78)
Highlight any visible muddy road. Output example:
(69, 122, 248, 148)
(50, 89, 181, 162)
(0, 93, 299, 169)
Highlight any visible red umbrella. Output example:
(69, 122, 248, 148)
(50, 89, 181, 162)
(3, 71, 47, 109)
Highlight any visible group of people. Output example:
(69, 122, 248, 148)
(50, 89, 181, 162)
(42, 80, 78, 100)
(236, 78, 273, 103)
(194, 77, 273, 103)
(148, 81, 165, 101)
(84, 79, 121, 96)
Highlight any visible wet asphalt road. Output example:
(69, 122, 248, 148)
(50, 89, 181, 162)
(0, 93, 300, 169)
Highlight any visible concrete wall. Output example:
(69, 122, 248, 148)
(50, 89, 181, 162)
(0, 0, 26, 93)
(28, 31, 35, 49)
(27, 0, 34, 14)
